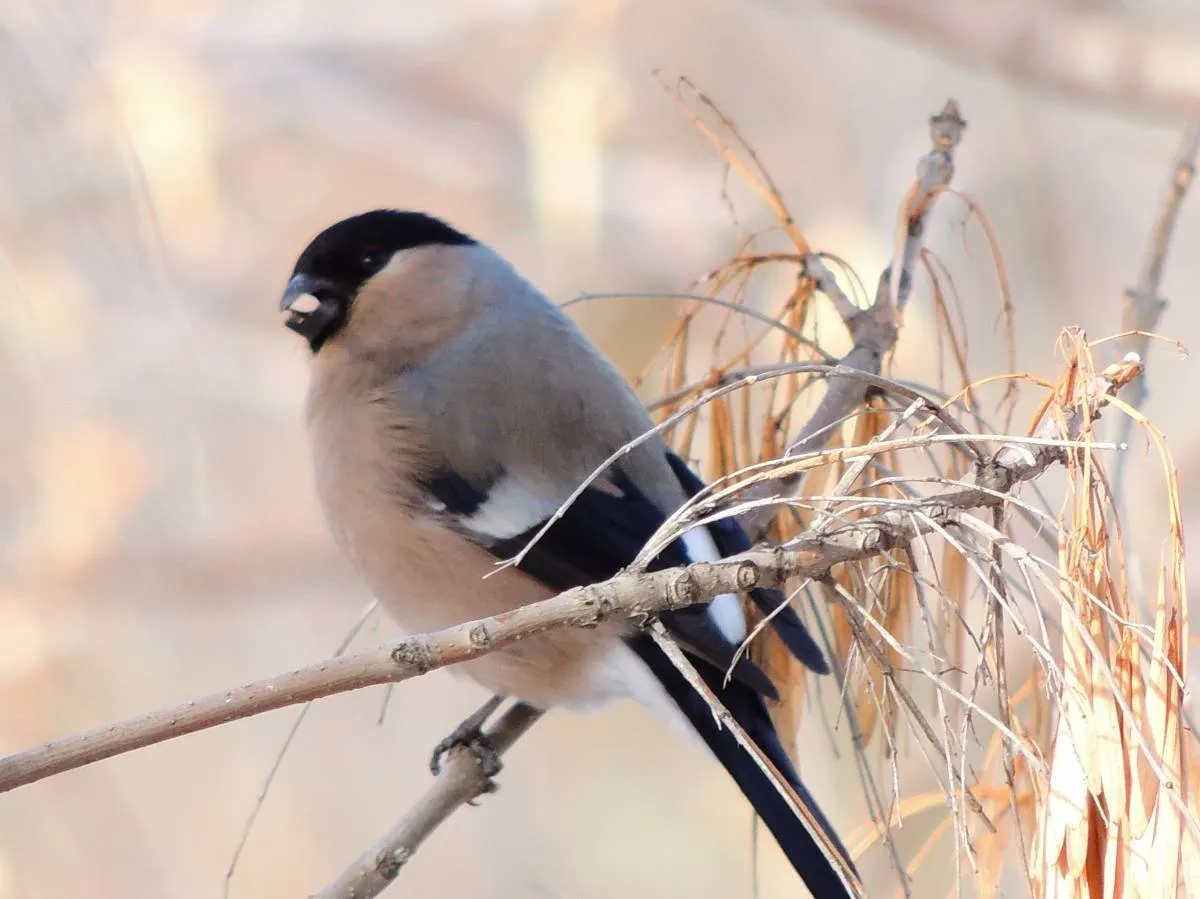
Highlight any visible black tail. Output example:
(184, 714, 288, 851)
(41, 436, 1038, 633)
(626, 632, 858, 898)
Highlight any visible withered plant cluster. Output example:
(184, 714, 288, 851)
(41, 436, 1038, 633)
(626, 85, 1197, 898)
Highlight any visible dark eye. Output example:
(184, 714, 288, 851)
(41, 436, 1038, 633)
(361, 249, 385, 270)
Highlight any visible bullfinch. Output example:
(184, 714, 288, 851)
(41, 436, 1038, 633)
(279, 209, 857, 897)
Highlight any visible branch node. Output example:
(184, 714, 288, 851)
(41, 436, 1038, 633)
(467, 624, 493, 649)
(930, 99, 967, 150)
(391, 641, 435, 673)
(582, 587, 614, 625)
(374, 846, 411, 882)
(734, 559, 761, 591)
(669, 568, 703, 608)
(863, 524, 890, 554)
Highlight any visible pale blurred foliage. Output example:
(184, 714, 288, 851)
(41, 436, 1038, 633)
(1, 1, 1198, 898)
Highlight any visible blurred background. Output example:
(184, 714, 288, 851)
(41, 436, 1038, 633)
(0, 1, 1197, 897)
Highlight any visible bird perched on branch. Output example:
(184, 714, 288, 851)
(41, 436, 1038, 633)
(279, 209, 858, 897)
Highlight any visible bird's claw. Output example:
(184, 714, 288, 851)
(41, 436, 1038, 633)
(430, 727, 503, 783)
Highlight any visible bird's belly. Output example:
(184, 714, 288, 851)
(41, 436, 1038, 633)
(305, 398, 668, 713)
(327, 495, 640, 710)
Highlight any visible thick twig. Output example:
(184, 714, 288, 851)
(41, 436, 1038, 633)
(742, 100, 966, 536)
(0, 354, 1141, 798)
(0, 570, 707, 794)
(313, 702, 543, 899)
(1112, 125, 1200, 499)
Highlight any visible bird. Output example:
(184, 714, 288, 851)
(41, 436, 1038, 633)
(279, 209, 858, 897)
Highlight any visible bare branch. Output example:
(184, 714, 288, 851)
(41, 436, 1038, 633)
(313, 702, 543, 899)
(742, 100, 966, 535)
(806, 252, 860, 321)
(0, 570, 702, 794)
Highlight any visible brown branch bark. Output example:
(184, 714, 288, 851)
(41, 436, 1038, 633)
(742, 99, 966, 536)
(0, 570, 705, 794)
(312, 702, 543, 899)
(0, 350, 1140, 797)
(822, 0, 1200, 121)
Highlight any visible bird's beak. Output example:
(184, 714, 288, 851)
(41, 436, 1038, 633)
(280, 273, 344, 345)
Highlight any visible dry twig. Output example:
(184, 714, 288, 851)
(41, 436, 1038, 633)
(739, 100, 967, 537)
(313, 702, 543, 899)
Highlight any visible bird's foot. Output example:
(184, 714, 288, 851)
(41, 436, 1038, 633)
(430, 695, 505, 784)
(430, 728, 503, 781)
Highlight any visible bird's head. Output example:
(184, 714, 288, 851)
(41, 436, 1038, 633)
(280, 209, 477, 353)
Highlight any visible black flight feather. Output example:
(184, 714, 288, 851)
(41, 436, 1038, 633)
(664, 451, 830, 675)
(625, 630, 856, 895)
